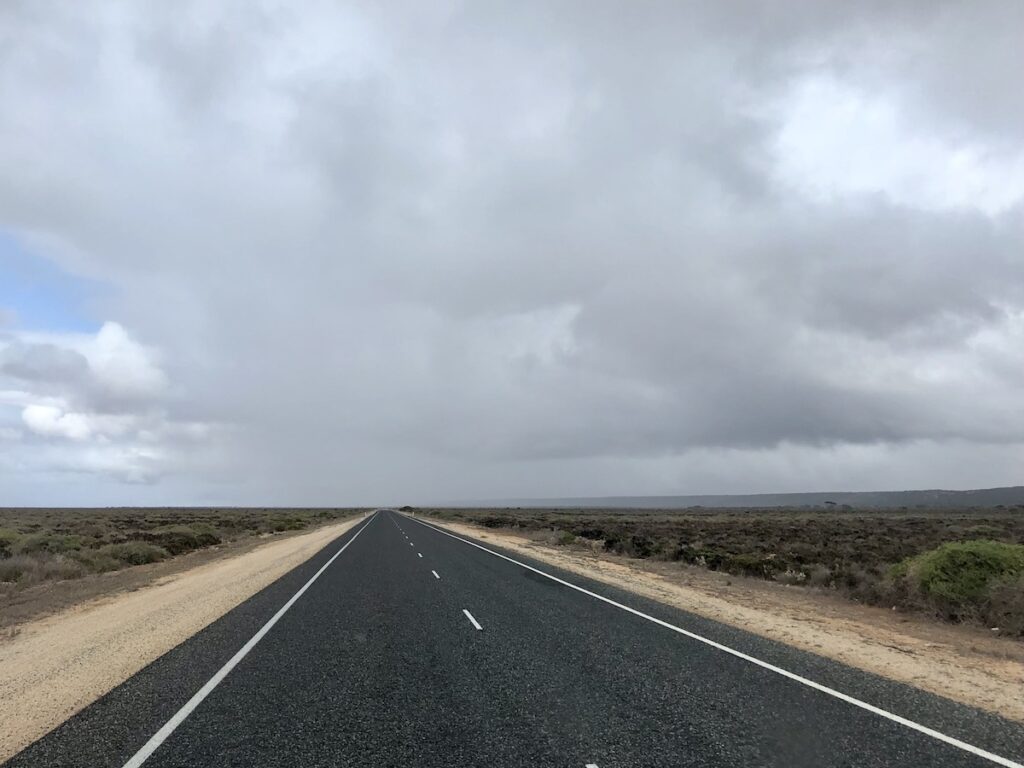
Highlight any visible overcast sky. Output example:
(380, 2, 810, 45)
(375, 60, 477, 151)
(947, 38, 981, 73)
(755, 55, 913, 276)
(1, 1, 1023, 506)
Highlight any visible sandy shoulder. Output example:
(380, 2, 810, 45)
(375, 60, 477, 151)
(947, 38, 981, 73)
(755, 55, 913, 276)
(0, 516, 363, 762)
(425, 518, 1024, 723)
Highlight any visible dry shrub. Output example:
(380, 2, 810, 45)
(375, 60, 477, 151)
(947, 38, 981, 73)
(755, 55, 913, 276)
(986, 575, 1024, 635)
(0, 554, 87, 585)
(96, 542, 169, 566)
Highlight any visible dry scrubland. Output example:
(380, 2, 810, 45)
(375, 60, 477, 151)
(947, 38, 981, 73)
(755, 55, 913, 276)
(0, 507, 365, 607)
(423, 507, 1024, 636)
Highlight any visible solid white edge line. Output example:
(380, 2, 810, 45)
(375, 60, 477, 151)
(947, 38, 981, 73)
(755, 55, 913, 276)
(463, 608, 483, 630)
(121, 512, 378, 768)
(432, 570, 440, 579)
(403, 514, 1023, 768)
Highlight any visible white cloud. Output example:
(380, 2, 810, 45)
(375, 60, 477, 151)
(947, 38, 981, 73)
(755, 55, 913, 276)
(22, 404, 92, 440)
(0, 322, 213, 490)
(773, 75, 1024, 215)
(84, 321, 168, 398)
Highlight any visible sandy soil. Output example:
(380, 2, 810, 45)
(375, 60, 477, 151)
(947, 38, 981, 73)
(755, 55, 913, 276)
(0, 516, 363, 763)
(426, 518, 1024, 723)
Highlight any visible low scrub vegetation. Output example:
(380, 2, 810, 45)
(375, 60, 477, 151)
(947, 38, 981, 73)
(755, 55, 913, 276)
(0, 507, 364, 591)
(424, 507, 1024, 635)
(891, 540, 1024, 633)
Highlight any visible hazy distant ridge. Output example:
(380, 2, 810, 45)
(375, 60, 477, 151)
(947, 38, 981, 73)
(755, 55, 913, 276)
(492, 486, 1024, 509)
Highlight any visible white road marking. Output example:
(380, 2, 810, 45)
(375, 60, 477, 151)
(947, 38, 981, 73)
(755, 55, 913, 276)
(432, 570, 440, 579)
(120, 513, 378, 768)
(586, 764, 599, 767)
(417, 553, 423, 558)
(463, 609, 483, 630)
(403, 515, 1024, 768)
(409, 542, 414, 547)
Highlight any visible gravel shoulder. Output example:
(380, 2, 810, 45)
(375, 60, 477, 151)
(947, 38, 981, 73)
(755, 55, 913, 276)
(0, 515, 363, 762)
(426, 517, 1024, 723)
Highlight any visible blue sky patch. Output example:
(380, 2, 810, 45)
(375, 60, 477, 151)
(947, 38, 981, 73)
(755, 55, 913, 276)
(0, 231, 101, 333)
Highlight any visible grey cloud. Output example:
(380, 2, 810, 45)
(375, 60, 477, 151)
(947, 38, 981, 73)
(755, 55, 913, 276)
(1, 341, 90, 385)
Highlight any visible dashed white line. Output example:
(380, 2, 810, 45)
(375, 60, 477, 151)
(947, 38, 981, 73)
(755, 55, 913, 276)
(409, 542, 414, 547)
(432, 570, 440, 579)
(462, 609, 483, 630)
(120, 513, 378, 768)
(586, 764, 599, 768)
(417, 553, 423, 558)
(403, 514, 1024, 768)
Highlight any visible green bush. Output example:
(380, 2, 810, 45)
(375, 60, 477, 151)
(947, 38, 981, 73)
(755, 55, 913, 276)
(556, 530, 577, 545)
(145, 525, 221, 555)
(12, 533, 84, 556)
(96, 542, 169, 566)
(903, 540, 1024, 601)
(895, 540, 1024, 621)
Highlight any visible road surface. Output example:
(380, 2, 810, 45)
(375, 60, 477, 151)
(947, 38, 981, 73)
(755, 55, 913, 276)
(6, 510, 1024, 767)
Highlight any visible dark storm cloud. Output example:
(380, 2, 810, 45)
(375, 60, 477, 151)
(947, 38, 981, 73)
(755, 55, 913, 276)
(0, 1, 1022, 503)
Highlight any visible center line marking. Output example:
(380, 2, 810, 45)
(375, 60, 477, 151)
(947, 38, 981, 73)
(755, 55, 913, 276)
(120, 513, 378, 768)
(463, 609, 483, 630)
(432, 570, 440, 579)
(403, 514, 1024, 768)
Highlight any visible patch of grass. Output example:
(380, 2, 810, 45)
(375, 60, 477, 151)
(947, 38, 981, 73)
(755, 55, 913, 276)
(0, 554, 87, 584)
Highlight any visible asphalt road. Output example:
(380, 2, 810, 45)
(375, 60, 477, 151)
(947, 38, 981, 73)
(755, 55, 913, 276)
(6, 509, 1024, 768)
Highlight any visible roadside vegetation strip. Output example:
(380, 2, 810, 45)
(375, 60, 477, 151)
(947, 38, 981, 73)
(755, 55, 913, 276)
(121, 512, 378, 768)
(0, 507, 369, 595)
(419, 507, 1024, 636)
(404, 514, 1024, 768)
